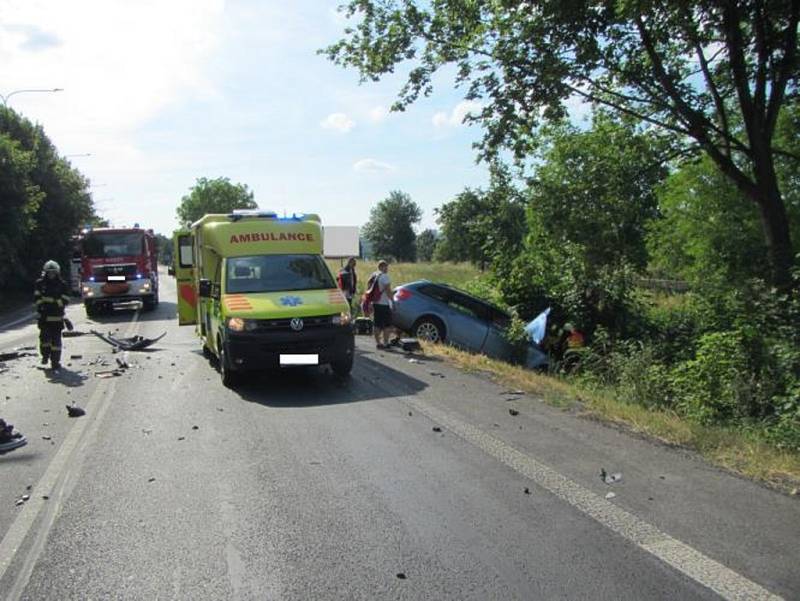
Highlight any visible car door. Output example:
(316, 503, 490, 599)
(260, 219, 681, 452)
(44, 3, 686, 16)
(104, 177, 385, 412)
(480, 305, 514, 361)
(444, 291, 490, 352)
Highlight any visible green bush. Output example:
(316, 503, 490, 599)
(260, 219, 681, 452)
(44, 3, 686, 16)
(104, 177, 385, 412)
(614, 344, 675, 409)
(670, 330, 758, 423)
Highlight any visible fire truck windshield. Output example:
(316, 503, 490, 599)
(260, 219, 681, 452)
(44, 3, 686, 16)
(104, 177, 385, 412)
(83, 233, 144, 258)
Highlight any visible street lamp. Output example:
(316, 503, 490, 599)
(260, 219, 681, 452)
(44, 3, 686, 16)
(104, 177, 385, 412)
(0, 88, 64, 106)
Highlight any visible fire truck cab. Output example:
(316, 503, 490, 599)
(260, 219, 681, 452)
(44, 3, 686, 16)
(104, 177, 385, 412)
(79, 227, 159, 316)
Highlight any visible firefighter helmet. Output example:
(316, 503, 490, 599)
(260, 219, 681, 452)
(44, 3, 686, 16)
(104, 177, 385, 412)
(43, 260, 61, 273)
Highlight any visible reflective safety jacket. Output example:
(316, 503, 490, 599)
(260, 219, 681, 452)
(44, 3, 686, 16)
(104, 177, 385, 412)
(34, 276, 71, 323)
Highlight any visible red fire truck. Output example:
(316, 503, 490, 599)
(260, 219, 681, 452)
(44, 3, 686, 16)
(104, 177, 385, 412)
(77, 226, 160, 316)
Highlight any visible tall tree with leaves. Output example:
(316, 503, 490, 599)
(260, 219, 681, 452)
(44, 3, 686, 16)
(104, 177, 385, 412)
(0, 107, 97, 288)
(362, 190, 421, 261)
(416, 228, 439, 262)
(176, 177, 257, 225)
(435, 165, 526, 269)
(325, 1, 800, 287)
(528, 113, 667, 270)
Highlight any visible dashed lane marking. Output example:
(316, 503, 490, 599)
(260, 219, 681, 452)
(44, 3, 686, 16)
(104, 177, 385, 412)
(404, 397, 783, 601)
(0, 311, 141, 599)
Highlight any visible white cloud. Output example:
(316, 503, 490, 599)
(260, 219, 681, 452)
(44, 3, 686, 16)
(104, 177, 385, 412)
(0, 0, 223, 132)
(320, 112, 355, 133)
(353, 158, 395, 173)
(432, 100, 483, 128)
(368, 105, 388, 123)
(1, 24, 62, 52)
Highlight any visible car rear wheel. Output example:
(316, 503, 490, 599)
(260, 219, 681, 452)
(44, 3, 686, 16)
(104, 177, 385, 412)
(413, 317, 445, 343)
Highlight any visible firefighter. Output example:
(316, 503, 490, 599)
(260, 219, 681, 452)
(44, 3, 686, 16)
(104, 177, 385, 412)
(35, 260, 71, 370)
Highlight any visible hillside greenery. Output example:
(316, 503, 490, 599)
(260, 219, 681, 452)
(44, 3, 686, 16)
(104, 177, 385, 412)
(0, 107, 101, 292)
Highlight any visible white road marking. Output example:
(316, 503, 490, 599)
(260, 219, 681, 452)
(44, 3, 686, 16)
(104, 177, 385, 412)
(0, 313, 34, 331)
(404, 398, 783, 601)
(0, 311, 141, 597)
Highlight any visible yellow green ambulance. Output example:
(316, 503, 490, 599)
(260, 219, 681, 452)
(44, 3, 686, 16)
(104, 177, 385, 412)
(172, 211, 354, 386)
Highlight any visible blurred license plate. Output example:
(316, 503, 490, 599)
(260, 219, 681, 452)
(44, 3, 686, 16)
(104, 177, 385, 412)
(280, 354, 318, 365)
(108, 275, 125, 281)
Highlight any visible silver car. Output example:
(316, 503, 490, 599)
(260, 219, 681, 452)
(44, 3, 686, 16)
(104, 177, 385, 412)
(391, 280, 515, 362)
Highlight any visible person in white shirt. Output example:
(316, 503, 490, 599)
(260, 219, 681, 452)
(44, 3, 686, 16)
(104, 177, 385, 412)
(372, 260, 394, 348)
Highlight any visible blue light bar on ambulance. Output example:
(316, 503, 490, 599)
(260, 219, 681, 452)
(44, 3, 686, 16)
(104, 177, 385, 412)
(228, 210, 278, 222)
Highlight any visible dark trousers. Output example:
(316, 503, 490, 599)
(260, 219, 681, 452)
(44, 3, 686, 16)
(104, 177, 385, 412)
(39, 321, 63, 366)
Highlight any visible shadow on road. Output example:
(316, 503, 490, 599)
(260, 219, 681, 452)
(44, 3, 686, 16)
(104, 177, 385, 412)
(234, 350, 427, 408)
(83, 300, 177, 325)
(44, 366, 88, 388)
(0, 450, 43, 464)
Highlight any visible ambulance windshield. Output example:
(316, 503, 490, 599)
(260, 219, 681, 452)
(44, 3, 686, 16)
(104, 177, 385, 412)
(226, 254, 336, 294)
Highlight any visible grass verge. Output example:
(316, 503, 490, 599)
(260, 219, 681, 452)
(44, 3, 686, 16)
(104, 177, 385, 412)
(326, 260, 482, 294)
(424, 342, 800, 495)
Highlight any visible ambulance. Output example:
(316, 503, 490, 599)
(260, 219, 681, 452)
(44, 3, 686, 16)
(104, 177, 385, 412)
(172, 211, 355, 386)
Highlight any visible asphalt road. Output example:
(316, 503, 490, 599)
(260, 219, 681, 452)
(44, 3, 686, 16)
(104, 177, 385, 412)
(0, 272, 798, 600)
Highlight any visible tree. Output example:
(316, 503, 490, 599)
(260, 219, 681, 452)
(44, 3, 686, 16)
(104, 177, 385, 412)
(176, 177, 256, 225)
(0, 107, 97, 289)
(362, 191, 421, 261)
(527, 114, 667, 270)
(416, 229, 438, 262)
(434, 165, 526, 268)
(155, 233, 173, 266)
(325, 1, 800, 286)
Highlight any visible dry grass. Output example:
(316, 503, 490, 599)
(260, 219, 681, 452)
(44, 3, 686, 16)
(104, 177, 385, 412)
(326, 260, 482, 295)
(425, 342, 800, 494)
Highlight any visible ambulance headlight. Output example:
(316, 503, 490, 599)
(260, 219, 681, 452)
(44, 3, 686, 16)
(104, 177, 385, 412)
(227, 317, 246, 332)
(332, 312, 352, 326)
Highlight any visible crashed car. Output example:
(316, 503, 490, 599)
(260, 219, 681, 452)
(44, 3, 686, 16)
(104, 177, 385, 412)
(391, 280, 548, 368)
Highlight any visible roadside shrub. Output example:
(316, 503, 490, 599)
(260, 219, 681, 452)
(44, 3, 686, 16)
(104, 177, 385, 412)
(497, 240, 642, 341)
(641, 293, 701, 365)
(765, 385, 800, 451)
(614, 344, 675, 409)
(502, 314, 532, 365)
(670, 330, 760, 423)
(462, 274, 508, 309)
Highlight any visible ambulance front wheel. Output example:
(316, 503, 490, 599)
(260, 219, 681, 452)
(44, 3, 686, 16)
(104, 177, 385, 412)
(218, 339, 240, 388)
(331, 354, 354, 378)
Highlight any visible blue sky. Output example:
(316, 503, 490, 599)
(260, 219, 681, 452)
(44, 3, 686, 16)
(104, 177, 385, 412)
(0, 0, 493, 236)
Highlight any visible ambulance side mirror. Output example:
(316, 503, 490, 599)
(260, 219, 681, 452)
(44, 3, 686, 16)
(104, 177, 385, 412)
(198, 278, 212, 298)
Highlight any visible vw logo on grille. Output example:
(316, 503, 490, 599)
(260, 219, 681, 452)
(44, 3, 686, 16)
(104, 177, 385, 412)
(290, 318, 304, 332)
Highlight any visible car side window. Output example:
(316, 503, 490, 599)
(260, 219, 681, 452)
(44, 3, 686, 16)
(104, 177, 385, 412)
(448, 293, 487, 320)
(419, 284, 450, 303)
(487, 307, 511, 329)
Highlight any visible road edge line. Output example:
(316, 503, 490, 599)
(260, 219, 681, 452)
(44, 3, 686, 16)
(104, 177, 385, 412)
(0, 312, 141, 596)
(405, 397, 783, 601)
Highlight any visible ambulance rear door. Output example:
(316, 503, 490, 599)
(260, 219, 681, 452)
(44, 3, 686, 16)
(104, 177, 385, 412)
(173, 230, 197, 325)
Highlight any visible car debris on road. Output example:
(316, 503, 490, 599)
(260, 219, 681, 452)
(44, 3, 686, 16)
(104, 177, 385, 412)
(600, 468, 623, 484)
(91, 330, 166, 351)
(66, 404, 86, 418)
(0, 350, 35, 362)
